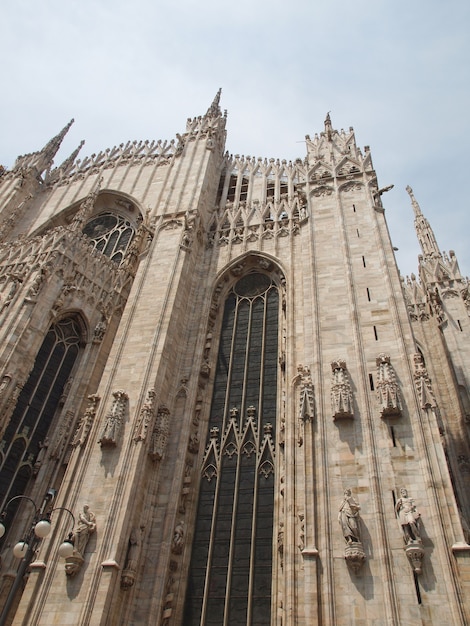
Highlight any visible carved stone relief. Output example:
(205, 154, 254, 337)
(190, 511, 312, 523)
(413, 353, 436, 409)
(98, 389, 128, 448)
(133, 388, 156, 442)
(331, 359, 354, 420)
(72, 394, 100, 447)
(149, 405, 170, 461)
(376, 354, 402, 418)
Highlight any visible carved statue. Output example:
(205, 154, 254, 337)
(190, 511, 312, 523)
(121, 526, 144, 588)
(93, 318, 107, 342)
(74, 505, 97, 557)
(338, 489, 361, 544)
(395, 488, 421, 544)
(171, 521, 184, 554)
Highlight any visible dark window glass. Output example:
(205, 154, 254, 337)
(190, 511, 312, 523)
(0, 317, 82, 520)
(185, 271, 278, 625)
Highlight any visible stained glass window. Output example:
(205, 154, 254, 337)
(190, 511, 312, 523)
(83, 212, 134, 264)
(185, 272, 278, 625)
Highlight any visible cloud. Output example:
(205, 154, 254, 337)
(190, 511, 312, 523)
(1, 0, 468, 276)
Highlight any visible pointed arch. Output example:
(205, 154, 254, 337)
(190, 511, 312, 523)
(0, 314, 84, 511)
(184, 257, 284, 625)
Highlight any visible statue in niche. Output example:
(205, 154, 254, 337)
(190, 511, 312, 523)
(121, 526, 144, 589)
(74, 505, 97, 557)
(395, 488, 421, 544)
(338, 489, 361, 544)
(66, 505, 97, 576)
(339, 489, 366, 572)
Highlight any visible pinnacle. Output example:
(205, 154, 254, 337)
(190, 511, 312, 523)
(41, 119, 75, 163)
(206, 89, 222, 117)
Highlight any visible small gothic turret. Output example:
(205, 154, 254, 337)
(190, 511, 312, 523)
(324, 111, 333, 140)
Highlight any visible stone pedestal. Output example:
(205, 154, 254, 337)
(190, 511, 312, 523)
(405, 542, 424, 575)
(344, 542, 366, 572)
(65, 552, 84, 577)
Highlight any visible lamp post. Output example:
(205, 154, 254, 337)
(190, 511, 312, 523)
(0, 492, 75, 626)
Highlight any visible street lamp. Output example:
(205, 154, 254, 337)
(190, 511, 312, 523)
(0, 492, 75, 626)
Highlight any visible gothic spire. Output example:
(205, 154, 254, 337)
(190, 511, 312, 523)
(406, 185, 441, 260)
(205, 89, 222, 118)
(40, 119, 75, 167)
(57, 140, 85, 174)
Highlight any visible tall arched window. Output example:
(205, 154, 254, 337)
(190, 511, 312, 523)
(0, 317, 82, 512)
(82, 212, 134, 264)
(185, 271, 279, 626)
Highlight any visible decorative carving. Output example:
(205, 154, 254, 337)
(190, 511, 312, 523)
(179, 458, 193, 514)
(180, 213, 195, 250)
(405, 543, 424, 575)
(98, 389, 128, 447)
(0, 373, 13, 397)
(413, 353, 436, 409)
(188, 431, 200, 454)
(171, 521, 185, 554)
(33, 437, 49, 475)
(26, 267, 47, 299)
(66, 505, 96, 576)
(59, 376, 73, 406)
(149, 405, 170, 461)
(376, 354, 402, 417)
(278, 521, 284, 567)
(133, 388, 156, 442)
(93, 317, 107, 343)
(49, 410, 75, 459)
(344, 542, 367, 573)
(297, 365, 314, 446)
(72, 394, 100, 447)
(121, 526, 144, 589)
(331, 359, 354, 419)
(339, 489, 366, 571)
(297, 514, 305, 552)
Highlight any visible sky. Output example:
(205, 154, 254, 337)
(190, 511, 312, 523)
(1, 0, 469, 279)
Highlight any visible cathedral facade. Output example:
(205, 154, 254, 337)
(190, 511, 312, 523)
(0, 93, 469, 625)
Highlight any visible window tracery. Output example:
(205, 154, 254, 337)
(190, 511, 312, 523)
(0, 317, 82, 517)
(184, 271, 279, 626)
(82, 211, 135, 263)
